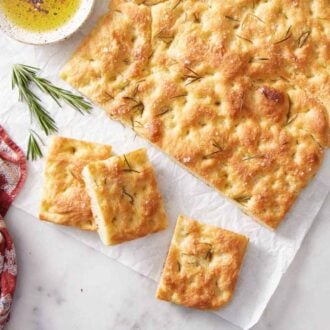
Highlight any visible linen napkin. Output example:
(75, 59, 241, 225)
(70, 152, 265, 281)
(0, 126, 26, 329)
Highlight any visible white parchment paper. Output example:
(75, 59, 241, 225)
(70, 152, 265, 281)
(1, 2, 329, 328)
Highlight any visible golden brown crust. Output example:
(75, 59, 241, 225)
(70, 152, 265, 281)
(156, 215, 249, 310)
(39, 136, 112, 230)
(82, 148, 168, 245)
(61, 0, 329, 229)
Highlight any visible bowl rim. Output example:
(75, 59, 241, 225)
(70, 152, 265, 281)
(0, 0, 95, 45)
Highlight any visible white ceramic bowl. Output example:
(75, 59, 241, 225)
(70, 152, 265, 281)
(0, 0, 95, 45)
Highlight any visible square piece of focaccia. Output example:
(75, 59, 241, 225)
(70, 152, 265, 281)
(61, 0, 329, 229)
(156, 215, 248, 310)
(39, 136, 112, 230)
(82, 148, 168, 245)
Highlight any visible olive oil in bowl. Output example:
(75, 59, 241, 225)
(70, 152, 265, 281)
(0, 0, 81, 32)
(0, 0, 94, 44)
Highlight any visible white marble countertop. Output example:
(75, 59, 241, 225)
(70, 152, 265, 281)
(4, 193, 330, 330)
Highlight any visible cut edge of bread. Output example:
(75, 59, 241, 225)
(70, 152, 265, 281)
(82, 164, 113, 245)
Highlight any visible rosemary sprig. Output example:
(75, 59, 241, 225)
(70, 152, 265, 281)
(156, 107, 172, 117)
(122, 187, 134, 204)
(204, 139, 223, 158)
(183, 66, 203, 86)
(11, 64, 93, 160)
(13, 64, 92, 114)
(123, 95, 144, 115)
(123, 154, 140, 173)
(131, 102, 144, 114)
(274, 26, 292, 45)
(12, 65, 57, 135)
(103, 91, 114, 101)
(27, 130, 44, 161)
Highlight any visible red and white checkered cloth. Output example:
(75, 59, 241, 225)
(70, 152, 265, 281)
(0, 126, 26, 329)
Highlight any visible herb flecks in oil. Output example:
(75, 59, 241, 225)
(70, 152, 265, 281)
(0, 0, 81, 32)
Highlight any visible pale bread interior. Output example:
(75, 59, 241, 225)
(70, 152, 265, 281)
(82, 166, 112, 245)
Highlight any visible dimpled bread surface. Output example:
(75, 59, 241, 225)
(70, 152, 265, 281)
(61, 0, 329, 229)
(156, 215, 249, 310)
(82, 148, 168, 245)
(39, 136, 113, 230)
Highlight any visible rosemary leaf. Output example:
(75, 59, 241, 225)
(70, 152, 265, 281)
(249, 57, 270, 63)
(172, 0, 182, 10)
(234, 195, 251, 204)
(123, 154, 140, 173)
(224, 15, 240, 22)
(122, 187, 134, 204)
(297, 30, 311, 48)
(27, 129, 44, 161)
(236, 34, 253, 44)
(274, 26, 292, 45)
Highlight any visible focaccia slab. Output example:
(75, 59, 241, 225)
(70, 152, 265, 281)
(82, 148, 168, 245)
(61, 0, 329, 229)
(39, 136, 112, 230)
(156, 215, 249, 310)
